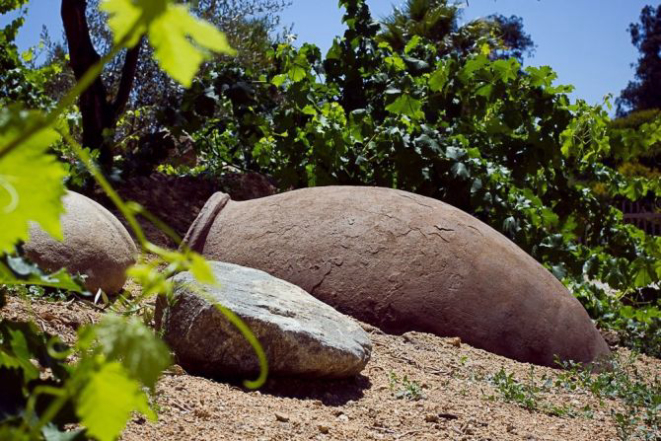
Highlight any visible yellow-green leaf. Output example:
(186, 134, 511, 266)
(100, 0, 152, 48)
(148, 5, 234, 87)
(0, 109, 67, 254)
(189, 252, 215, 284)
(77, 362, 155, 441)
(102, 0, 235, 87)
(91, 314, 172, 389)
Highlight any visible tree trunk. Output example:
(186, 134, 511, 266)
(61, 0, 142, 171)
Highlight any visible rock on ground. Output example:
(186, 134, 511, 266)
(156, 262, 372, 379)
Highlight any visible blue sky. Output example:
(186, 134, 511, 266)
(2, 0, 658, 107)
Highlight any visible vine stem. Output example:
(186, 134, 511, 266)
(60, 130, 149, 248)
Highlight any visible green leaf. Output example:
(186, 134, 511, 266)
(451, 162, 469, 179)
(87, 314, 171, 389)
(386, 95, 424, 120)
(271, 74, 287, 87)
(525, 65, 557, 88)
(0, 108, 67, 254)
(429, 60, 453, 92)
(459, 55, 489, 82)
(102, 0, 235, 87)
(491, 58, 520, 83)
(302, 105, 318, 116)
(288, 65, 307, 82)
(385, 55, 406, 71)
(404, 35, 422, 54)
(189, 253, 215, 284)
(148, 4, 235, 87)
(0, 328, 40, 381)
(1, 255, 85, 292)
(42, 425, 84, 441)
(99, 0, 149, 48)
(77, 362, 154, 441)
(633, 264, 653, 288)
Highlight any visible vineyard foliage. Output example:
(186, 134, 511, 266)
(0, 0, 660, 439)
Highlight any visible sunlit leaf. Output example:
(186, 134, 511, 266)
(87, 315, 171, 389)
(0, 108, 67, 254)
(77, 362, 155, 441)
(101, 0, 235, 87)
(189, 253, 215, 284)
(429, 60, 453, 92)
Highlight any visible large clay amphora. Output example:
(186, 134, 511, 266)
(184, 186, 610, 368)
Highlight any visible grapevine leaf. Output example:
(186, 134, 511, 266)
(525, 65, 557, 88)
(102, 0, 235, 87)
(633, 264, 653, 288)
(0, 108, 67, 254)
(271, 74, 287, 87)
(0, 267, 85, 292)
(149, 4, 235, 87)
(491, 58, 519, 83)
(89, 315, 171, 389)
(1, 328, 40, 381)
(451, 162, 470, 179)
(288, 65, 307, 82)
(1, 255, 85, 292)
(77, 362, 155, 441)
(99, 0, 150, 48)
(41, 424, 84, 441)
(429, 60, 453, 92)
(386, 95, 424, 120)
(189, 253, 215, 284)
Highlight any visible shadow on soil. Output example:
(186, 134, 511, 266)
(258, 374, 372, 406)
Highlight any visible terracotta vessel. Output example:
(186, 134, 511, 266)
(24, 191, 137, 293)
(184, 186, 610, 368)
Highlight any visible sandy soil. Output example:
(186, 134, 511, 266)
(4, 175, 658, 440)
(3, 294, 659, 441)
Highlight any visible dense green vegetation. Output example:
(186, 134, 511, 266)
(0, 0, 660, 439)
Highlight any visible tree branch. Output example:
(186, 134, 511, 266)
(113, 39, 143, 116)
(61, 0, 115, 169)
(61, 0, 101, 79)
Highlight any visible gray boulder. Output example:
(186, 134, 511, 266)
(24, 191, 137, 294)
(156, 262, 372, 379)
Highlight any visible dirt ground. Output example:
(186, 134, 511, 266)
(3, 294, 660, 441)
(4, 175, 657, 440)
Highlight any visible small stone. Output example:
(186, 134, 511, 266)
(165, 365, 187, 376)
(318, 424, 331, 434)
(194, 408, 211, 419)
(449, 337, 462, 348)
(425, 414, 439, 423)
(275, 413, 290, 423)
